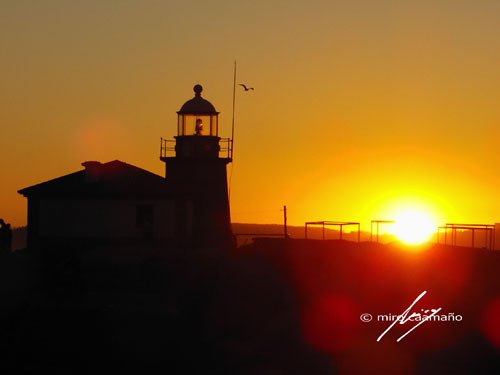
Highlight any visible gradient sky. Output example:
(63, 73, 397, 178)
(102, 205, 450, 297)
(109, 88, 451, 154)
(1, 0, 499, 228)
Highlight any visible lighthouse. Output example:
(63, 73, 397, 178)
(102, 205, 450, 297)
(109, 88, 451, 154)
(160, 84, 233, 249)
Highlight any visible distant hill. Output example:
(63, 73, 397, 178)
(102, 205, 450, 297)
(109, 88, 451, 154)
(231, 222, 394, 247)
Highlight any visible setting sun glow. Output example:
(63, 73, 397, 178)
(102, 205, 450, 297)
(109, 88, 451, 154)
(392, 210, 436, 246)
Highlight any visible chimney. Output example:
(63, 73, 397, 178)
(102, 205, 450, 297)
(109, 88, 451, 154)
(82, 161, 102, 183)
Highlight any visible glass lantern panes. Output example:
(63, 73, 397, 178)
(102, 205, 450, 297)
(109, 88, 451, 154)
(178, 114, 218, 136)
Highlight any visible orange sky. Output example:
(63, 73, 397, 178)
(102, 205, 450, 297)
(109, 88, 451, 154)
(1, 0, 499, 229)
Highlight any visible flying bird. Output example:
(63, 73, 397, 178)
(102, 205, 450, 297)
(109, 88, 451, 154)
(238, 84, 254, 91)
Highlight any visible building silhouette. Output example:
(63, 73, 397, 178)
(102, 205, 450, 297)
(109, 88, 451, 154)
(18, 160, 173, 249)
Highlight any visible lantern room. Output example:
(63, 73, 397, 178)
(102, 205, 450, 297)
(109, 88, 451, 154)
(177, 84, 219, 136)
(161, 84, 232, 161)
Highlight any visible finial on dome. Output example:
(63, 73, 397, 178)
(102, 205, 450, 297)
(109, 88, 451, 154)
(193, 84, 203, 96)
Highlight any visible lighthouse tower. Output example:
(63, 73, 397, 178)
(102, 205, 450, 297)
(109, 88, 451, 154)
(160, 84, 233, 249)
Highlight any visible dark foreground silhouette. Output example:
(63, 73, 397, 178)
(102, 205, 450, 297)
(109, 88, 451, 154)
(0, 239, 499, 374)
(0, 219, 12, 255)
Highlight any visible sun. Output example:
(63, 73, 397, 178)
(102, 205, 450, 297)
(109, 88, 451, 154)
(392, 210, 436, 245)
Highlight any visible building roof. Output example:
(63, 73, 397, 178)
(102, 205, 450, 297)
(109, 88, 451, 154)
(178, 84, 218, 115)
(18, 160, 171, 199)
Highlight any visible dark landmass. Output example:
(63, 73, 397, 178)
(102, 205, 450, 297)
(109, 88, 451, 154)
(0, 239, 499, 374)
(232, 223, 384, 247)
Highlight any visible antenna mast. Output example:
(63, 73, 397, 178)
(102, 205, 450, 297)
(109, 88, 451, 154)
(231, 61, 237, 160)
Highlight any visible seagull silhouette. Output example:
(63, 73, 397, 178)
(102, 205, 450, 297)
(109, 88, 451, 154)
(238, 84, 254, 91)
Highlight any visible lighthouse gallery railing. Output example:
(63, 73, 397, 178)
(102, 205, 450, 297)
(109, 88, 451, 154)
(160, 137, 232, 160)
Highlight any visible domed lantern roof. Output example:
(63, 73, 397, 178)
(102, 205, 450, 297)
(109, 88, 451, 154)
(177, 84, 219, 136)
(178, 84, 219, 115)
